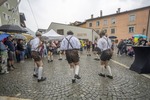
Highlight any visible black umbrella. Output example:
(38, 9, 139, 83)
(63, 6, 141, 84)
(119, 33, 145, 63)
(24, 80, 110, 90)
(109, 36, 117, 39)
(0, 24, 27, 33)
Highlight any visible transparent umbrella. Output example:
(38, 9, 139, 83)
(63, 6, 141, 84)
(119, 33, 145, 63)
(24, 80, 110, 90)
(14, 34, 26, 40)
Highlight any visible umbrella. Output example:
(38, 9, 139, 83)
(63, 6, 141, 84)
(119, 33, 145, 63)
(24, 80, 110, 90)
(109, 36, 117, 39)
(14, 34, 26, 40)
(133, 34, 147, 38)
(22, 33, 33, 41)
(0, 24, 27, 33)
(0, 33, 10, 41)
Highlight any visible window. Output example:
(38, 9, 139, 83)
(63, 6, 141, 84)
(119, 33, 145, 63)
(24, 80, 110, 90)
(3, 13, 7, 20)
(4, 2, 10, 9)
(57, 29, 64, 35)
(15, 20, 18, 24)
(7, 15, 10, 20)
(14, 18, 16, 23)
(129, 14, 135, 22)
(103, 20, 107, 25)
(102, 29, 107, 33)
(111, 18, 116, 24)
(96, 29, 100, 34)
(89, 22, 92, 27)
(129, 26, 135, 33)
(96, 21, 100, 26)
(111, 28, 115, 34)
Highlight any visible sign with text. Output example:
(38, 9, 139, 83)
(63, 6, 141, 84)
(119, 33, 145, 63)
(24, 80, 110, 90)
(77, 33, 87, 37)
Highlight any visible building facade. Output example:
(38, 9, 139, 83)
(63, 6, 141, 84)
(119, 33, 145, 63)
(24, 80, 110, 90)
(47, 22, 99, 42)
(0, 0, 20, 26)
(77, 6, 150, 41)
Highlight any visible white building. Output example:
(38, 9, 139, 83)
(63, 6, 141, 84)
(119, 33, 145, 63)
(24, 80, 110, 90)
(47, 22, 99, 42)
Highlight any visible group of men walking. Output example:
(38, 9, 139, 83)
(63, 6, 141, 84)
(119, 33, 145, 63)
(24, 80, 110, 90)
(30, 30, 113, 83)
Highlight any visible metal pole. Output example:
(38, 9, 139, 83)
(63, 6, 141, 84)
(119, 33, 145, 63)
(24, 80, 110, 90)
(146, 9, 150, 41)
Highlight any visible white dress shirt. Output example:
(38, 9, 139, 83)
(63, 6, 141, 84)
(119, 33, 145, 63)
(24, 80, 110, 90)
(97, 36, 112, 51)
(30, 37, 40, 51)
(60, 35, 81, 50)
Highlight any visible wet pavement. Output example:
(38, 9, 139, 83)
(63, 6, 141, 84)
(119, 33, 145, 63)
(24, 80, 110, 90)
(0, 51, 150, 100)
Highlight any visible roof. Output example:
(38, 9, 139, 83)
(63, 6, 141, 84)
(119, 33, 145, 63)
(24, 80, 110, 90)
(48, 22, 95, 31)
(86, 6, 150, 21)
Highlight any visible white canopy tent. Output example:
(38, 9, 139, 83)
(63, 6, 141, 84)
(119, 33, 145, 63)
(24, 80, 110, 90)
(42, 29, 64, 41)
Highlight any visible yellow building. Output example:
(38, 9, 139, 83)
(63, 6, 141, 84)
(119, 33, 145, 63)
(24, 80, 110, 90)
(77, 6, 150, 41)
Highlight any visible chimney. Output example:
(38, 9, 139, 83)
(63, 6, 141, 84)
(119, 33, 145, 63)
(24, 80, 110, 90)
(100, 10, 102, 17)
(91, 14, 93, 19)
(118, 8, 121, 13)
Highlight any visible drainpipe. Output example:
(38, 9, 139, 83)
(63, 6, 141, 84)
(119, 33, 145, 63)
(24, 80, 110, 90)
(92, 29, 93, 42)
(146, 9, 150, 41)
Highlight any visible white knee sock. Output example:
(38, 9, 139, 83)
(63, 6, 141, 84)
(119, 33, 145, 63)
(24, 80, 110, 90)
(106, 66, 112, 76)
(34, 66, 38, 75)
(75, 65, 80, 75)
(48, 56, 50, 60)
(70, 67, 75, 79)
(38, 67, 43, 79)
(101, 65, 105, 74)
(51, 55, 53, 60)
(59, 54, 62, 59)
(96, 54, 99, 59)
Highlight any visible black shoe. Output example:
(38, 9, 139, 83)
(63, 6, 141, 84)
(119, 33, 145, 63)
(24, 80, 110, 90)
(51, 60, 53, 62)
(94, 58, 99, 60)
(33, 74, 38, 78)
(106, 75, 113, 79)
(8, 67, 14, 71)
(38, 77, 46, 82)
(11, 65, 16, 69)
(98, 73, 105, 77)
(74, 74, 81, 79)
(58, 58, 62, 60)
(72, 79, 76, 83)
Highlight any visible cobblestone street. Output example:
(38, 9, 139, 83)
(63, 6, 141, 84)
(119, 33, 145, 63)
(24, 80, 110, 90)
(0, 52, 150, 100)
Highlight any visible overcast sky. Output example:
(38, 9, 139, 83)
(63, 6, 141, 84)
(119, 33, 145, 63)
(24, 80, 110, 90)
(19, 0, 150, 32)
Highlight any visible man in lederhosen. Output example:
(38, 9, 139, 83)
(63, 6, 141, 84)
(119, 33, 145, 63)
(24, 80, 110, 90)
(97, 31, 113, 79)
(60, 31, 81, 83)
(30, 31, 46, 82)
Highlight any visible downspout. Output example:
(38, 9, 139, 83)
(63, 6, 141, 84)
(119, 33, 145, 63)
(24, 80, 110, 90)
(92, 29, 93, 42)
(146, 9, 150, 41)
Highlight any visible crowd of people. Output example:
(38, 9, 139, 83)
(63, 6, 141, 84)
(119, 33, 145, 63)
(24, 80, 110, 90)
(116, 36, 149, 57)
(1, 31, 150, 83)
